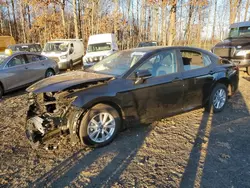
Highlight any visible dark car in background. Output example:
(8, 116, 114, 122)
(8, 43, 42, 53)
(25, 46, 239, 149)
(212, 21, 250, 75)
(0, 51, 59, 98)
(137, 41, 158, 48)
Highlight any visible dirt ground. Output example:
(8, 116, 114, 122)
(0, 71, 250, 188)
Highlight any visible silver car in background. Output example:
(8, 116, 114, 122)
(0, 52, 59, 98)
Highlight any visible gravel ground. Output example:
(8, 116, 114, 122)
(0, 72, 250, 188)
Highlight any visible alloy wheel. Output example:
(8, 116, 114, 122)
(213, 88, 226, 110)
(87, 112, 116, 143)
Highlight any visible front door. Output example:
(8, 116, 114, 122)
(123, 49, 184, 123)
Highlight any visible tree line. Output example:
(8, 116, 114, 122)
(0, 0, 248, 50)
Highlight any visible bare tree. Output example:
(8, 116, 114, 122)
(73, 0, 79, 38)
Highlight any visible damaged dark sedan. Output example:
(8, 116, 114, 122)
(26, 47, 239, 148)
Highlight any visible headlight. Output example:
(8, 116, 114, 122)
(235, 50, 250, 57)
(60, 55, 67, 59)
(94, 57, 98, 61)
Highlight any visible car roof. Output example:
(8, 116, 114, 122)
(9, 43, 40, 47)
(230, 21, 250, 28)
(10, 51, 43, 56)
(129, 46, 210, 53)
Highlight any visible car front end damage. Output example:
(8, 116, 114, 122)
(26, 91, 84, 147)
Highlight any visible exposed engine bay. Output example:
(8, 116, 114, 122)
(26, 90, 80, 147)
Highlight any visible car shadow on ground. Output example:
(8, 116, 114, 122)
(180, 91, 250, 187)
(1, 88, 26, 101)
(31, 124, 152, 187)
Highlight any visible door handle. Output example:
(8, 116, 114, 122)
(209, 70, 214, 74)
(25, 67, 28, 70)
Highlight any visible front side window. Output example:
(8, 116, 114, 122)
(136, 50, 177, 77)
(7, 55, 26, 68)
(87, 43, 111, 52)
(88, 50, 145, 76)
(181, 51, 208, 71)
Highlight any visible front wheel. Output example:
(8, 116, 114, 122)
(0, 85, 3, 99)
(205, 83, 228, 113)
(79, 104, 121, 147)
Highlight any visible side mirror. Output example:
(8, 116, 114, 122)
(69, 48, 74, 54)
(134, 69, 152, 85)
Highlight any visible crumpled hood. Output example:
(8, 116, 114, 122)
(27, 71, 113, 93)
(214, 38, 250, 49)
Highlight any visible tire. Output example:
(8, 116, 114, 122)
(79, 104, 121, 147)
(45, 69, 55, 78)
(205, 83, 228, 113)
(69, 60, 73, 70)
(0, 84, 3, 99)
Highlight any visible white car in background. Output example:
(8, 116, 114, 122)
(82, 33, 118, 69)
(42, 39, 84, 70)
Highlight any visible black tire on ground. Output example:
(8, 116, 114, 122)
(45, 69, 55, 78)
(205, 83, 228, 113)
(69, 60, 73, 70)
(79, 104, 121, 147)
(0, 84, 3, 99)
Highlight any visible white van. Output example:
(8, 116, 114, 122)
(82, 33, 118, 69)
(42, 39, 84, 70)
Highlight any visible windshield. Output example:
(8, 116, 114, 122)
(228, 27, 250, 38)
(43, 42, 69, 52)
(0, 55, 7, 65)
(87, 43, 111, 52)
(88, 50, 146, 76)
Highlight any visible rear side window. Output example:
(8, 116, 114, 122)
(26, 54, 41, 63)
(181, 51, 210, 71)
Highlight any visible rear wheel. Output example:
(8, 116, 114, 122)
(0, 85, 3, 99)
(205, 83, 228, 113)
(45, 69, 55, 78)
(79, 104, 121, 147)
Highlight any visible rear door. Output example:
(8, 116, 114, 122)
(3, 55, 30, 90)
(25, 54, 46, 82)
(178, 49, 215, 110)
